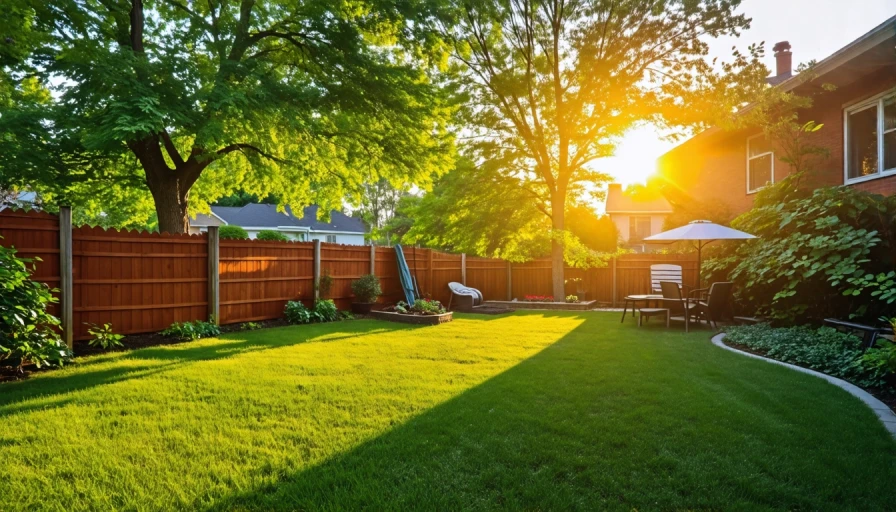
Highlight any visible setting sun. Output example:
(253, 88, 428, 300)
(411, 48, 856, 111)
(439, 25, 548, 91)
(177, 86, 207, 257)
(598, 125, 679, 189)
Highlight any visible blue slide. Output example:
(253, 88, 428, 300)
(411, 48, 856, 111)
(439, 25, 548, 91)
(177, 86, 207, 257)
(394, 245, 417, 304)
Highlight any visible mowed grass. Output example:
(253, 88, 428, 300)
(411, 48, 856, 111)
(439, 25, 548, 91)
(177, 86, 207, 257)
(1, 312, 894, 511)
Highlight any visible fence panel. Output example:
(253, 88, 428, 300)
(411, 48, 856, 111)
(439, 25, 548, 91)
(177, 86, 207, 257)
(0, 210, 61, 317)
(321, 242, 373, 310)
(73, 226, 208, 339)
(430, 251, 463, 304)
(511, 259, 552, 299)
(219, 239, 313, 324)
(375, 246, 402, 303)
(465, 257, 507, 301)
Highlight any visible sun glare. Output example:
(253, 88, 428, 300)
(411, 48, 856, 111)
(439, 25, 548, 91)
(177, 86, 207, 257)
(598, 125, 679, 188)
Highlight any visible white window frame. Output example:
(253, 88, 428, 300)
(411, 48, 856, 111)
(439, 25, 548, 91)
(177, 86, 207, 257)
(325, 234, 337, 243)
(746, 133, 774, 194)
(843, 88, 896, 185)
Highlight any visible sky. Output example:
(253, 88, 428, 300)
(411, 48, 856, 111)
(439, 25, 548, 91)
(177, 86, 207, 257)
(601, 0, 896, 190)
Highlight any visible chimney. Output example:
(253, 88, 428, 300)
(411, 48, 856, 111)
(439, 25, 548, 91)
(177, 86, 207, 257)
(773, 41, 792, 78)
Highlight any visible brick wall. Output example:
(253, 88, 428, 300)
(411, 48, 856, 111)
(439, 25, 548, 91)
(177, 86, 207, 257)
(659, 66, 896, 214)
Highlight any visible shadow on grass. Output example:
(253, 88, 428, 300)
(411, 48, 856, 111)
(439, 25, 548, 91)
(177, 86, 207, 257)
(204, 314, 894, 511)
(0, 320, 407, 418)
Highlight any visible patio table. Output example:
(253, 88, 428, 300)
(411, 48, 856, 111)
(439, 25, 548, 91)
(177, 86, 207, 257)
(620, 294, 663, 323)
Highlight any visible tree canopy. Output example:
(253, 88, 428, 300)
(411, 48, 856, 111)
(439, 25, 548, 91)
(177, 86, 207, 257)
(1, 0, 454, 232)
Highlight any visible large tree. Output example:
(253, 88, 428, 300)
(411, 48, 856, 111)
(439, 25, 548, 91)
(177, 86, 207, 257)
(441, 0, 767, 298)
(1, 0, 453, 233)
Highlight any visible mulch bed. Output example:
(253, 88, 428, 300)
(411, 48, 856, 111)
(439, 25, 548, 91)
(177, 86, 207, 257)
(722, 339, 896, 413)
(1, 318, 293, 383)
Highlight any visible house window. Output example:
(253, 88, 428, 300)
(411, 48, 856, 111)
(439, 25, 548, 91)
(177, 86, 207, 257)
(845, 90, 896, 182)
(747, 134, 774, 193)
(629, 216, 652, 243)
(325, 235, 337, 243)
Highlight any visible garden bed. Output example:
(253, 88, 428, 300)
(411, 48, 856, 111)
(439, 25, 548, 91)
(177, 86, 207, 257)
(370, 310, 453, 325)
(484, 300, 597, 311)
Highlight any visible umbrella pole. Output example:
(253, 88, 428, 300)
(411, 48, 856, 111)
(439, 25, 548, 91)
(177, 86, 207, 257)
(696, 241, 702, 290)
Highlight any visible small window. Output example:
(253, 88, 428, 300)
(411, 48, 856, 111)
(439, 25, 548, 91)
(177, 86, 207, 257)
(325, 235, 337, 243)
(845, 90, 896, 182)
(747, 134, 774, 193)
(629, 216, 652, 243)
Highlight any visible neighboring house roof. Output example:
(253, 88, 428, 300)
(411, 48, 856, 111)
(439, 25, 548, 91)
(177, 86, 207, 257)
(605, 184, 673, 214)
(190, 204, 367, 233)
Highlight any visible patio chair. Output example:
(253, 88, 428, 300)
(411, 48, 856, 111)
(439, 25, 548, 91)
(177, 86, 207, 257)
(447, 282, 483, 312)
(690, 282, 734, 330)
(658, 281, 698, 332)
(650, 265, 683, 294)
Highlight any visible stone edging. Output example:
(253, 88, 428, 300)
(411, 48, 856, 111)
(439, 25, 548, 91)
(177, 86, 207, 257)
(712, 333, 896, 439)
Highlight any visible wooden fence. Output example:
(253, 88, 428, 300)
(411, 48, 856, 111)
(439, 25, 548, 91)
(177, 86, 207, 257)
(0, 209, 697, 344)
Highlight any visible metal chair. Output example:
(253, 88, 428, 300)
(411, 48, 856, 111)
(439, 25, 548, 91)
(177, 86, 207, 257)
(658, 281, 698, 332)
(692, 282, 734, 330)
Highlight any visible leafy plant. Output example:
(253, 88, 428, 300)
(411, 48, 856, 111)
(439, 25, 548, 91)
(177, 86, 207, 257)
(85, 323, 124, 349)
(161, 320, 221, 341)
(351, 274, 382, 303)
(219, 225, 249, 240)
(284, 301, 313, 324)
(703, 186, 896, 323)
(725, 324, 894, 389)
(0, 242, 71, 372)
(318, 270, 334, 299)
(256, 230, 289, 242)
(394, 299, 446, 315)
(339, 311, 355, 321)
(312, 300, 340, 323)
(240, 322, 262, 331)
(565, 295, 579, 303)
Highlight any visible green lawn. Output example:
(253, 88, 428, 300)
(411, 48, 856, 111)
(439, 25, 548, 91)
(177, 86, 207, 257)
(1, 311, 894, 511)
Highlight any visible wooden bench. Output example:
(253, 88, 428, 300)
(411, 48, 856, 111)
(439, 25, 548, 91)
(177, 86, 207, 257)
(824, 318, 895, 350)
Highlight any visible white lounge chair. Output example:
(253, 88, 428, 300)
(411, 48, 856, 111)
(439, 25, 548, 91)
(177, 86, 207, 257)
(448, 282, 483, 311)
(650, 264, 683, 294)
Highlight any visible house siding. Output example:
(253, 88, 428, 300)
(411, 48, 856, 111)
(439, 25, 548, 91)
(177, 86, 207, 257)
(659, 66, 896, 214)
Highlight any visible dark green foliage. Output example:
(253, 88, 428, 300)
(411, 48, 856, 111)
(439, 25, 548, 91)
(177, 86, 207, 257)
(85, 323, 124, 350)
(395, 299, 446, 315)
(240, 322, 262, 331)
(351, 275, 382, 303)
(161, 320, 221, 341)
(256, 230, 290, 242)
(704, 184, 896, 323)
(725, 324, 894, 388)
(218, 226, 249, 240)
(0, 242, 71, 371)
(284, 300, 340, 324)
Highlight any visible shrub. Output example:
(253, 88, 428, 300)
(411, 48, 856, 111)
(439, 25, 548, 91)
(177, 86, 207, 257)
(703, 185, 896, 323)
(0, 243, 71, 372)
(219, 225, 249, 239)
(565, 295, 579, 303)
(351, 274, 381, 303)
(161, 320, 221, 340)
(284, 301, 312, 324)
(256, 230, 289, 242)
(86, 323, 124, 349)
(395, 299, 446, 315)
(724, 324, 894, 388)
(284, 300, 340, 324)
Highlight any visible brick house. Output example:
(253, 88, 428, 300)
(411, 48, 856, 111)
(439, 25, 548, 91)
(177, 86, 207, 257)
(658, 15, 896, 215)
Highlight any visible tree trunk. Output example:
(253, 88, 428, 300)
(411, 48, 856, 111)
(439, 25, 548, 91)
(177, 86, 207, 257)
(550, 191, 565, 301)
(147, 175, 190, 234)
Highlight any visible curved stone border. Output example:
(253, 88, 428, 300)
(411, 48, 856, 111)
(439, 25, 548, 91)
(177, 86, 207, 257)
(712, 333, 896, 439)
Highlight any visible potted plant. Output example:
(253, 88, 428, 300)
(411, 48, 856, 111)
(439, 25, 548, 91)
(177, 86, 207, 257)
(350, 274, 381, 314)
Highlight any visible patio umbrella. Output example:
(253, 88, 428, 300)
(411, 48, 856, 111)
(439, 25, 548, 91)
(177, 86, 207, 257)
(643, 220, 756, 288)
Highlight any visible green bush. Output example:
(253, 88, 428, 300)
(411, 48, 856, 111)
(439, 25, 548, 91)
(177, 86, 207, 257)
(395, 299, 446, 315)
(240, 321, 262, 330)
(703, 184, 896, 323)
(219, 225, 249, 239)
(256, 230, 289, 242)
(284, 300, 340, 324)
(86, 323, 124, 349)
(725, 324, 894, 388)
(161, 320, 221, 340)
(0, 243, 71, 372)
(351, 274, 381, 303)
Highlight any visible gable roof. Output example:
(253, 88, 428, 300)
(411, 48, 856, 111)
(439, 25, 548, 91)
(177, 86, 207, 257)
(605, 184, 673, 214)
(190, 204, 367, 233)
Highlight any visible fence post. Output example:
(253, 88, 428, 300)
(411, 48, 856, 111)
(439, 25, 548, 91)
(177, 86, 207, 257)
(313, 239, 321, 301)
(58, 206, 73, 349)
(207, 226, 220, 324)
(461, 253, 467, 285)
(369, 244, 376, 275)
(427, 249, 434, 296)
(611, 257, 618, 307)
(506, 261, 512, 301)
